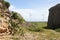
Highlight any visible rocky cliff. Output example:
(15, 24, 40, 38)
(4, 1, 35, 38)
(0, 0, 11, 33)
(0, 0, 25, 34)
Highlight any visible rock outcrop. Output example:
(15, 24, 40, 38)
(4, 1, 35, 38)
(0, 0, 25, 34)
(0, 0, 10, 33)
(47, 4, 60, 29)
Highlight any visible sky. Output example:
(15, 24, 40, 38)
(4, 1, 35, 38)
(5, 0, 60, 22)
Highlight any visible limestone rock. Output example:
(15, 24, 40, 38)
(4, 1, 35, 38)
(0, 0, 10, 33)
(0, 18, 9, 33)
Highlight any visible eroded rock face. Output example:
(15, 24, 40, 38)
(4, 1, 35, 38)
(0, 18, 9, 33)
(47, 4, 60, 29)
(0, 1, 10, 33)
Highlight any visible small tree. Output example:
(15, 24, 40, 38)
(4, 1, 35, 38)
(4, 1, 10, 8)
(11, 11, 18, 19)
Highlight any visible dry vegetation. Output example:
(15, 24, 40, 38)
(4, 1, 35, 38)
(0, 0, 60, 40)
(0, 22, 60, 40)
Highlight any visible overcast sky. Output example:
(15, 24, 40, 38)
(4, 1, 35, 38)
(6, 0, 60, 22)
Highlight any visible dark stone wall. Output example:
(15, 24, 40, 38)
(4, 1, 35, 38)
(47, 4, 60, 29)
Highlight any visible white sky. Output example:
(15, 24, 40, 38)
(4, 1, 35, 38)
(7, 0, 60, 22)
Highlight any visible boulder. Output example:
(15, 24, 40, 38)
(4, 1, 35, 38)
(0, 27, 7, 33)
(47, 4, 60, 29)
(0, 18, 8, 33)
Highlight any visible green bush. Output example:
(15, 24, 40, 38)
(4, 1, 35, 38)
(11, 12, 18, 19)
(10, 21, 18, 28)
(9, 18, 25, 35)
(4, 1, 10, 8)
(9, 11, 25, 35)
(18, 18, 25, 24)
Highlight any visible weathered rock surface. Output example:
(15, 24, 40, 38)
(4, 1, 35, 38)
(47, 4, 60, 29)
(0, 0, 10, 33)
